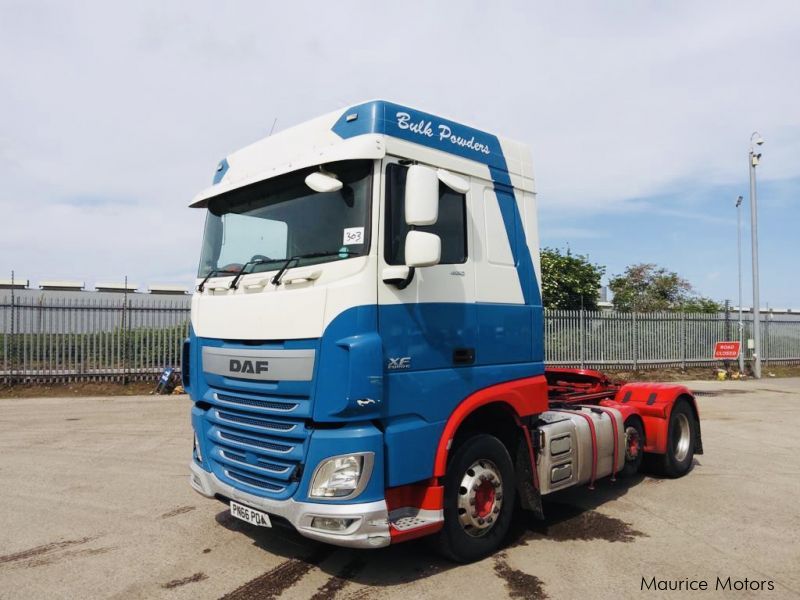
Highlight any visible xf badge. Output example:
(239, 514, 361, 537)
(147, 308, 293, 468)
(387, 357, 411, 370)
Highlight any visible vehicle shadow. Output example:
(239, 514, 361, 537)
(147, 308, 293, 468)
(214, 509, 455, 598)
(212, 470, 670, 597)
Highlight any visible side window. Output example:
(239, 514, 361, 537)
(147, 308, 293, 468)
(384, 163, 468, 265)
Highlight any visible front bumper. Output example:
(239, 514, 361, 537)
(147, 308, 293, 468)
(190, 461, 391, 549)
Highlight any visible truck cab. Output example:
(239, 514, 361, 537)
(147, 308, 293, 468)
(185, 101, 701, 562)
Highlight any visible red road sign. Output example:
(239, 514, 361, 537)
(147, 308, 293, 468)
(714, 341, 741, 360)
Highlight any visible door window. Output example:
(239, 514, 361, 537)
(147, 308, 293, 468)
(384, 163, 467, 265)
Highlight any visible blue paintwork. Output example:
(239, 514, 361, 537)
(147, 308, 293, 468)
(331, 101, 508, 172)
(188, 101, 546, 508)
(297, 423, 385, 504)
(212, 158, 229, 185)
(331, 100, 542, 306)
(188, 300, 544, 500)
(376, 301, 543, 485)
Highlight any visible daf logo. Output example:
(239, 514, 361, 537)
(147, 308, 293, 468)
(387, 357, 411, 370)
(229, 359, 270, 375)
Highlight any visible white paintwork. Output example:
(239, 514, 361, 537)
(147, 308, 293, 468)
(437, 168, 470, 194)
(305, 171, 343, 193)
(191, 134, 385, 208)
(404, 231, 441, 267)
(192, 255, 375, 340)
(190, 101, 540, 340)
(404, 165, 439, 226)
(381, 265, 410, 282)
(473, 185, 524, 305)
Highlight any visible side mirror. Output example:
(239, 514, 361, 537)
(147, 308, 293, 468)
(405, 165, 439, 225)
(405, 230, 441, 267)
(305, 171, 343, 193)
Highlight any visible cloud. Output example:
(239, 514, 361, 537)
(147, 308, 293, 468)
(56, 195, 139, 208)
(0, 1, 798, 287)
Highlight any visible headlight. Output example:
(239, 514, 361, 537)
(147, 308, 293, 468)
(310, 453, 373, 499)
(193, 432, 203, 463)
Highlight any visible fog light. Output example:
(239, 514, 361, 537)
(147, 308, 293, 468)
(310, 517, 356, 531)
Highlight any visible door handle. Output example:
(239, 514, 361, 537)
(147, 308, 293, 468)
(453, 348, 475, 365)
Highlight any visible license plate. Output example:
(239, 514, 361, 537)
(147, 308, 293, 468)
(230, 501, 272, 528)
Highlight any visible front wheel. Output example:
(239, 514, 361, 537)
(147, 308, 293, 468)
(434, 434, 516, 563)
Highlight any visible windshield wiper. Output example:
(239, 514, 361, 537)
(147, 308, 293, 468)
(229, 257, 282, 290)
(197, 268, 238, 292)
(271, 249, 354, 286)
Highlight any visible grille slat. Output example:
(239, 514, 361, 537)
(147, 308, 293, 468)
(219, 450, 291, 475)
(215, 393, 298, 412)
(217, 410, 297, 432)
(218, 431, 293, 453)
(225, 468, 286, 492)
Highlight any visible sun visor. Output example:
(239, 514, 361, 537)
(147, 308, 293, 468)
(189, 135, 385, 208)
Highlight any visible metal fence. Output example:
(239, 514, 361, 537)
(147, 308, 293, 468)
(2, 297, 800, 384)
(545, 309, 800, 370)
(1, 295, 190, 383)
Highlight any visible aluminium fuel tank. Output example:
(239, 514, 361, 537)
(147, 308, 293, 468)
(535, 406, 625, 495)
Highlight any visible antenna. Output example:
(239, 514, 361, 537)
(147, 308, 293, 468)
(268, 118, 278, 136)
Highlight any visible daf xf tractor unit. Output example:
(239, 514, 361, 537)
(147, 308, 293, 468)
(184, 101, 702, 562)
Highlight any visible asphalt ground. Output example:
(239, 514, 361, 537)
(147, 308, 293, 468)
(1, 378, 799, 599)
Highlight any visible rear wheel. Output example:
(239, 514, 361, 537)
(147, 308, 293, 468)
(660, 399, 695, 477)
(435, 434, 516, 563)
(619, 417, 644, 477)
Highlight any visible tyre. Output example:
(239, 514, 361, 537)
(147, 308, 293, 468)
(434, 434, 516, 563)
(619, 417, 644, 478)
(660, 399, 695, 478)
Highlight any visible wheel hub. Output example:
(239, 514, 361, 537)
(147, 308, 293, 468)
(672, 413, 691, 462)
(457, 459, 503, 537)
(625, 426, 641, 461)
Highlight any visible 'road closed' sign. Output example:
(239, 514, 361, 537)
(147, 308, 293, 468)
(714, 341, 741, 360)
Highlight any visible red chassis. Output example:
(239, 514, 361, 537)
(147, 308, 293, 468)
(545, 367, 703, 456)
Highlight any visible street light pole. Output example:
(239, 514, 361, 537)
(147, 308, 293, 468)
(749, 132, 764, 379)
(735, 195, 744, 375)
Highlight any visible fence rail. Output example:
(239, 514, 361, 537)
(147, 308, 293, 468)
(545, 309, 800, 370)
(1, 296, 189, 383)
(2, 298, 799, 384)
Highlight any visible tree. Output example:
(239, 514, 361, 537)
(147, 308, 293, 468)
(609, 263, 722, 313)
(540, 247, 605, 310)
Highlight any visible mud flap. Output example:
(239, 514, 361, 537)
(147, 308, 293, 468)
(694, 416, 704, 455)
(515, 437, 544, 520)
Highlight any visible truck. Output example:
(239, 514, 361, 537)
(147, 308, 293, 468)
(184, 100, 703, 562)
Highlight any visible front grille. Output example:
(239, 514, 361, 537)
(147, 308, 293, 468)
(219, 431, 293, 453)
(202, 379, 312, 501)
(226, 469, 286, 492)
(217, 410, 296, 431)
(220, 450, 290, 474)
(216, 393, 298, 412)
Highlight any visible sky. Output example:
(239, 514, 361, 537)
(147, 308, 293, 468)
(1, 1, 798, 306)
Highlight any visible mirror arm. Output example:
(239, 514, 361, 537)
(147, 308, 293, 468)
(394, 267, 415, 290)
(383, 266, 416, 289)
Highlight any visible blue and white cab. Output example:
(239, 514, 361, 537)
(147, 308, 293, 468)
(185, 100, 545, 553)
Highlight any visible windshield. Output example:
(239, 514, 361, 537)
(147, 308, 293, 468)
(198, 160, 373, 278)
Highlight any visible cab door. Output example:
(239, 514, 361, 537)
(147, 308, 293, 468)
(377, 158, 477, 376)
